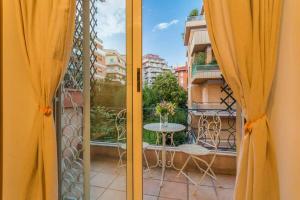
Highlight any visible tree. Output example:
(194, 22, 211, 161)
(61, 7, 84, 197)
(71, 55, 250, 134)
(143, 72, 187, 108)
(189, 9, 199, 17)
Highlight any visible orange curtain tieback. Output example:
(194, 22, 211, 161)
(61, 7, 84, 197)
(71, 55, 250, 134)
(40, 106, 52, 116)
(244, 114, 267, 134)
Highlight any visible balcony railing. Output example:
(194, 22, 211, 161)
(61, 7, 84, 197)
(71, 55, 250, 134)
(191, 64, 221, 79)
(186, 15, 204, 22)
(90, 107, 237, 152)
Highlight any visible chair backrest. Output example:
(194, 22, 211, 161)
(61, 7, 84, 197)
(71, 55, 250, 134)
(196, 113, 209, 143)
(196, 112, 221, 150)
(115, 109, 127, 143)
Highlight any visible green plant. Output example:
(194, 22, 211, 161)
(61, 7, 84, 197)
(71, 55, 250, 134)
(210, 58, 218, 65)
(148, 72, 187, 108)
(189, 9, 199, 17)
(155, 101, 176, 116)
(193, 52, 206, 65)
(90, 106, 117, 141)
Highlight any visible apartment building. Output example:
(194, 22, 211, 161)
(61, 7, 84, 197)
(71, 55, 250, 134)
(104, 49, 126, 85)
(184, 7, 224, 110)
(174, 65, 188, 91)
(94, 38, 107, 80)
(142, 54, 171, 86)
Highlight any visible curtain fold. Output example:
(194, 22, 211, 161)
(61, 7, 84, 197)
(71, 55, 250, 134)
(3, 0, 75, 199)
(203, 0, 282, 199)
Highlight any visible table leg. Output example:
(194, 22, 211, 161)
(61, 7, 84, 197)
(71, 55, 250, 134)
(160, 132, 166, 187)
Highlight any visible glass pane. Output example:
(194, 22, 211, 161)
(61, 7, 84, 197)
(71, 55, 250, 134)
(60, 0, 84, 198)
(90, 0, 127, 199)
(142, 1, 237, 199)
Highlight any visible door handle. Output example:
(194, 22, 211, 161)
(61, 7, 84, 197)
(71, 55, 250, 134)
(137, 68, 141, 92)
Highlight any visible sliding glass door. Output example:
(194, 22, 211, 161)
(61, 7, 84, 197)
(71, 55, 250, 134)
(58, 1, 240, 200)
(58, 0, 142, 199)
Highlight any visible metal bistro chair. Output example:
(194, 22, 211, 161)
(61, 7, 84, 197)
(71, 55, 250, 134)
(177, 112, 221, 188)
(115, 109, 150, 171)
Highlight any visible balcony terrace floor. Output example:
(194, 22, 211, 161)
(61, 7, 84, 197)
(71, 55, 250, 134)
(90, 156, 235, 200)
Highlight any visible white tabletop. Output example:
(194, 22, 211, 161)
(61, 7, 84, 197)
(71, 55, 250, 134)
(144, 123, 186, 133)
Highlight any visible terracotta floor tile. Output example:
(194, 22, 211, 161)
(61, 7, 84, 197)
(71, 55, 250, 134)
(98, 189, 126, 200)
(144, 195, 158, 200)
(213, 175, 235, 189)
(158, 197, 181, 200)
(216, 188, 234, 200)
(164, 169, 187, 183)
(187, 171, 214, 187)
(90, 171, 98, 179)
(143, 179, 161, 196)
(144, 168, 162, 180)
(109, 175, 126, 191)
(91, 157, 122, 174)
(90, 186, 105, 200)
(159, 181, 187, 200)
(90, 172, 117, 188)
(189, 185, 217, 200)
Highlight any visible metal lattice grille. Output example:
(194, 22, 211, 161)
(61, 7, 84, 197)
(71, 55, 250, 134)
(60, 0, 84, 199)
(59, 0, 98, 199)
(90, 0, 98, 87)
(220, 75, 237, 150)
(220, 75, 236, 111)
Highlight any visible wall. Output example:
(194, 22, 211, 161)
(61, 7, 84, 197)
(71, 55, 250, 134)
(267, 0, 300, 199)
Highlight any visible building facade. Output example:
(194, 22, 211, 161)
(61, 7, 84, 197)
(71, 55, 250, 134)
(174, 65, 188, 91)
(184, 7, 225, 110)
(142, 54, 171, 86)
(93, 38, 107, 80)
(104, 49, 126, 85)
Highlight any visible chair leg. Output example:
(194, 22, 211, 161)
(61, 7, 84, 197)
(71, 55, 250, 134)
(117, 148, 126, 169)
(177, 155, 191, 177)
(192, 156, 216, 180)
(143, 149, 150, 172)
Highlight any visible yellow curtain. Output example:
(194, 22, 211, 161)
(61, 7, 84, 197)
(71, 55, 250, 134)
(3, 0, 75, 199)
(203, 0, 282, 200)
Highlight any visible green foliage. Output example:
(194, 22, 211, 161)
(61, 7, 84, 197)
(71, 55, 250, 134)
(90, 73, 188, 145)
(193, 52, 206, 65)
(189, 9, 199, 17)
(143, 108, 188, 146)
(210, 58, 218, 65)
(155, 101, 176, 116)
(90, 106, 117, 141)
(142, 72, 188, 146)
(143, 72, 187, 108)
(91, 80, 126, 109)
(90, 80, 126, 141)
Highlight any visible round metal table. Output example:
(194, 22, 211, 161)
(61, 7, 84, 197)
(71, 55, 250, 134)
(144, 123, 186, 186)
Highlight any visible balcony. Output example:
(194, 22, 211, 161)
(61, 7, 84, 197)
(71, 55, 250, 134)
(184, 16, 207, 46)
(88, 107, 237, 199)
(90, 155, 235, 200)
(191, 64, 222, 84)
(189, 30, 211, 55)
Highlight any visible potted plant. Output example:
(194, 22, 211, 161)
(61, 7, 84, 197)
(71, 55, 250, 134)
(155, 101, 176, 127)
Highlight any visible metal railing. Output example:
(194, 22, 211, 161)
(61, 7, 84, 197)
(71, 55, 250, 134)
(90, 107, 237, 152)
(192, 64, 219, 75)
(186, 15, 204, 22)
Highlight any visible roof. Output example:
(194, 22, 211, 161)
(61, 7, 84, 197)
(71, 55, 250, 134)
(175, 66, 188, 72)
(143, 54, 165, 61)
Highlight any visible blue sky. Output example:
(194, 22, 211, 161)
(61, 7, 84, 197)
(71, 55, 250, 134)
(143, 0, 202, 67)
(96, 0, 203, 67)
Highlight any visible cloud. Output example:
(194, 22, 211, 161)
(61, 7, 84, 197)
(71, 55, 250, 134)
(96, 0, 126, 38)
(152, 19, 179, 32)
